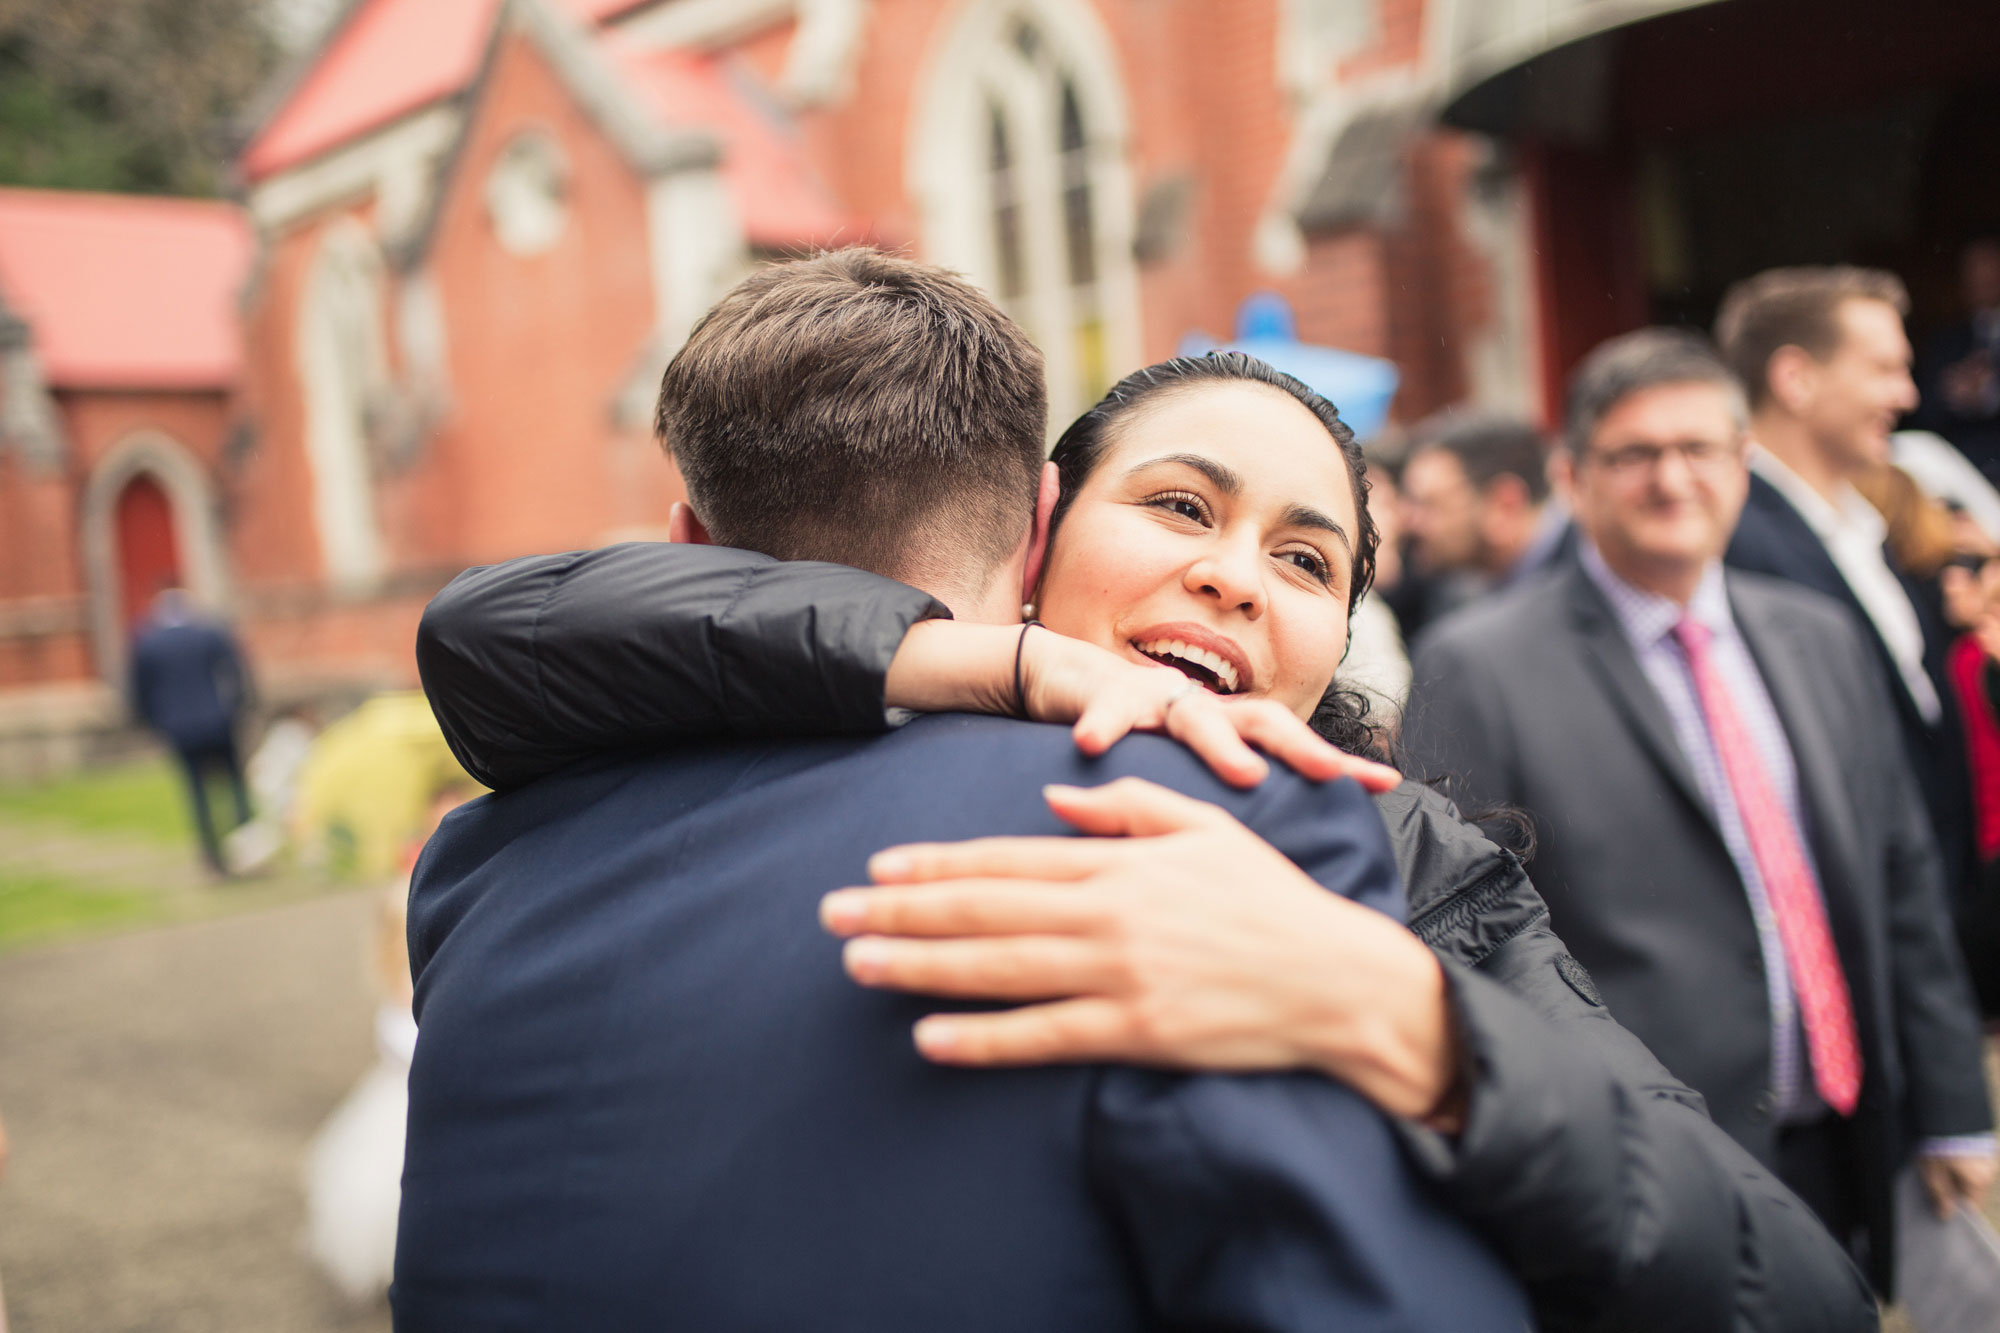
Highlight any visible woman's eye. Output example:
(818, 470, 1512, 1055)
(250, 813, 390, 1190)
(1145, 491, 1209, 523)
(1281, 549, 1331, 583)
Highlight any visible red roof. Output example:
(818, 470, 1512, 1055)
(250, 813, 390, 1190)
(604, 40, 856, 250)
(241, 0, 500, 181)
(241, 0, 641, 182)
(0, 189, 250, 391)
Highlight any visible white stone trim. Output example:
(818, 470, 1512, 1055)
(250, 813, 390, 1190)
(248, 104, 462, 239)
(0, 324, 66, 470)
(908, 0, 1142, 424)
(612, 0, 796, 50)
(1276, 0, 1381, 102)
(509, 0, 721, 177)
(782, 0, 869, 107)
(296, 218, 390, 596)
(79, 430, 232, 684)
(615, 162, 749, 429)
(1256, 65, 1436, 277)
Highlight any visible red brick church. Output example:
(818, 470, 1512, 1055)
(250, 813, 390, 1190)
(2, 0, 1995, 771)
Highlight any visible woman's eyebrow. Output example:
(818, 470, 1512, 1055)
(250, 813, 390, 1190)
(1127, 453, 1241, 495)
(1281, 503, 1353, 556)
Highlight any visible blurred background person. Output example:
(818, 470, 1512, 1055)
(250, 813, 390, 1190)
(128, 585, 254, 877)
(1333, 453, 1411, 732)
(303, 780, 473, 1308)
(1396, 411, 1570, 643)
(1891, 426, 2000, 543)
(1406, 328, 1994, 1296)
(1717, 267, 1981, 948)
(222, 704, 322, 875)
(1912, 237, 2000, 485)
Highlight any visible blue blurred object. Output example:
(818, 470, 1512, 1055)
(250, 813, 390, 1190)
(1178, 292, 1400, 440)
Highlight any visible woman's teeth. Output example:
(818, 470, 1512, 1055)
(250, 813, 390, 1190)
(1134, 638, 1241, 694)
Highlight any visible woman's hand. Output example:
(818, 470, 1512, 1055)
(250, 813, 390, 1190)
(884, 620, 1400, 792)
(820, 777, 1462, 1127)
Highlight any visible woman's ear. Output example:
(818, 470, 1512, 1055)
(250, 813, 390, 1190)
(668, 502, 713, 546)
(1021, 462, 1061, 609)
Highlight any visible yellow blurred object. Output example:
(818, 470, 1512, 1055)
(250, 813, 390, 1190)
(290, 692, 481, 880)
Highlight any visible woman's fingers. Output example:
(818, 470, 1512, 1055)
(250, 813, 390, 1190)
(1160, 692, 1270, 787)
(842, 934, 1120, 1000)
(867, 835, 1119, 885)
(913, 998, 1140, 1066)
(821, 880, 1102, 938)
(1070, 691, 1147, 756)
(1043, 777, 1236, 838)
(1225, 700, 1403, 791)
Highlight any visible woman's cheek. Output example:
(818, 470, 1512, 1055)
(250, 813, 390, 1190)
(1274, 597, 1349, 715)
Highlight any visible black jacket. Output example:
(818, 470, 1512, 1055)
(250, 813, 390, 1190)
(1728, 471, 1976, 912)
(416, 542, 1877, 1333)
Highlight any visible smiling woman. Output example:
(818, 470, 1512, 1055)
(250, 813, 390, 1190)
(1036, 353, 1380, 748)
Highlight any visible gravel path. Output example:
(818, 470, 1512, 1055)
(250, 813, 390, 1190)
(0, 888, 392, 1332)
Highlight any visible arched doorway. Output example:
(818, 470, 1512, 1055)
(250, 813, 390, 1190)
(113, 473, 182, 630)
(80, 432, 229, 683)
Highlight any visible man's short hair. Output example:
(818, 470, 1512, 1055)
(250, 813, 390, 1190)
(1713, 266, 1910, 407)
(656, 248, 1047, 580)
(1565, 327, 1748, 454)
(1409, 411, 1551, 503)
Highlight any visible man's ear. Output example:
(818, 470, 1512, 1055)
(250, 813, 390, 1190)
(1021, 461, 1060, 610)
(668, 502, 713, 546)
(1766, 345, 1819, 415)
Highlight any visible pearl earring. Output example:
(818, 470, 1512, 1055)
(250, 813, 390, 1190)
(1022, 602, 1038, 621)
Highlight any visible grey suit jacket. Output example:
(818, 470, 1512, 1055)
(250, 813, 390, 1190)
(1406, 555, 1991, 1280)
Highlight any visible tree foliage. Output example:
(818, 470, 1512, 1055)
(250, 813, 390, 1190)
(0, 0, 282, 196)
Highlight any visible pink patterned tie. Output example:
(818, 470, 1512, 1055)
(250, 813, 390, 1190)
(1673, 617, 1862, 1116)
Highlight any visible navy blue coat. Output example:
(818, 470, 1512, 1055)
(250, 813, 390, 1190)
(128, 616, 247, 754)
(394, 716, 1529, 1332)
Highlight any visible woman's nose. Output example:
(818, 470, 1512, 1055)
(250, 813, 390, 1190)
(1184, 541, 1264, 617)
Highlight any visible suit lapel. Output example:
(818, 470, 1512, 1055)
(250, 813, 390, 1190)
(1562, 562, 1714, 827)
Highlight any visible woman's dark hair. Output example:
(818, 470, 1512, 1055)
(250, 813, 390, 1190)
(1044, 352, 1389, 760)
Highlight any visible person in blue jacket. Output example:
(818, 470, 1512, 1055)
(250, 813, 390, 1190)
(129, 586, 252, 874)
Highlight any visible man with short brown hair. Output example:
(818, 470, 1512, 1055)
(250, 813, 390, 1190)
(1716, 265, 1997, 1233)
(655, 248, 1047, 589)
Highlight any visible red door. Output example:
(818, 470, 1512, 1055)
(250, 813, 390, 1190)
(115, 474, 181, 630)
(1522, 142, 1651, 423)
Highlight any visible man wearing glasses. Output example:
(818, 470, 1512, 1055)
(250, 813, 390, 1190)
(1405, 327, 1993, 1298)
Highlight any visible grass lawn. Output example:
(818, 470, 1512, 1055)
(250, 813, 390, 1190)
(0, 756, 196, 949)
(0, 755, 190, 846)
(0, 869, 169, 950)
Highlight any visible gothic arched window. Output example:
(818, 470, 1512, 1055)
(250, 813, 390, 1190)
(913, 1, 1141, 424)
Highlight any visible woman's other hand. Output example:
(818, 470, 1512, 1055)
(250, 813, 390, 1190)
(820, 777, 1461, 1127)
(885, 620, 1401, 792)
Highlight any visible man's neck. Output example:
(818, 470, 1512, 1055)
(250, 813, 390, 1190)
(904, 563, 1026, 626)
(1749, 411, 1846, 504)
(1591, 542, 1706, 607)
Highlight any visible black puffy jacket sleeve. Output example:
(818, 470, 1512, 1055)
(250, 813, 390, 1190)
(413, 542, 1876, 1332)
(417, 543, 948, 789)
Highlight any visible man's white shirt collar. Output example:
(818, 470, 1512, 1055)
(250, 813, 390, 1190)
(1747, 446, 1941, 723)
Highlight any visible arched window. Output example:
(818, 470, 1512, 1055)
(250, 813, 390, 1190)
(913, 1, 1140, 424)
(297, 220, 389, 593)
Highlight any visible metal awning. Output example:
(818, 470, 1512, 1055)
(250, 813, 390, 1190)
(1435, 0, 1728, 134)
(1293, 1, 1731, 232)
